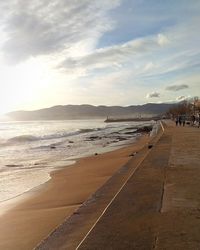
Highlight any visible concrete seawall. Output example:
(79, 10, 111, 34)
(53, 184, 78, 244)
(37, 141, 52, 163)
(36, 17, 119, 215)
(37, 121, 200, 249)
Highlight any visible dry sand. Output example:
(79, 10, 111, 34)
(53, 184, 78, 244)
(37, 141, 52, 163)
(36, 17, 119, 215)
(0, 135, 149, 250)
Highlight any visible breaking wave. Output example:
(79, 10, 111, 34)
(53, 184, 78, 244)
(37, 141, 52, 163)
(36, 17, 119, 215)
(8, 135, 38, 143)
(5, 127, 103, 145)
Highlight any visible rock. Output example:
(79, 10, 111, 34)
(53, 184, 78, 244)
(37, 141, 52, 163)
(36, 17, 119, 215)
(88, 136, 101, 140)
(85, 136, 102, 141)
(117, 137, 127, 141)
(94, 153, 98, 155)
(137, 126, 153, 133)
(148, 144, 153, 149)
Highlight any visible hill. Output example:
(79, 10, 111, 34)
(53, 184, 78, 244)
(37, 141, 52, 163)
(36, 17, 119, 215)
(6, 103, 175, 121)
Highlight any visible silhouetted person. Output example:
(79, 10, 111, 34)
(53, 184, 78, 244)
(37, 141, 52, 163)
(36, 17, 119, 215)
(191, 115, 195, 126)
(182, 115, 186, 126)
(178, 115, 182, 126)
(175, 116, 178, 126)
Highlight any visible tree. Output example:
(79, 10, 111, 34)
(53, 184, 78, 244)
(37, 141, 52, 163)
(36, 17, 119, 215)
(166, 98, 199, 118)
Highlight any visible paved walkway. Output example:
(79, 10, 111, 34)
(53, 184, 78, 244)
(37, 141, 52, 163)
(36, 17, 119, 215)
(37, 122, 200, 250)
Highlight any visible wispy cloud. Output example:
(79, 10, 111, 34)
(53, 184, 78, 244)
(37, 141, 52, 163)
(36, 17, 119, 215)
(166, 84, 189, 91)
(60, 33, 169, 73)
(0, 0, 200, 110)
(0, 0, 121, 64)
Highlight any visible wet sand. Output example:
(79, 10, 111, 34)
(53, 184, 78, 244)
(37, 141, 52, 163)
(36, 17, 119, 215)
(0, 135, 149, 250)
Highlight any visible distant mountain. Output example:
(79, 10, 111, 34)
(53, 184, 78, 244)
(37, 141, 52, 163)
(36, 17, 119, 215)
(6, 103, 176, 121)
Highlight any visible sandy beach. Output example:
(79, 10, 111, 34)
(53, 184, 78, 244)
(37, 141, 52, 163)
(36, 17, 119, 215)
(0, 134, 149, 250)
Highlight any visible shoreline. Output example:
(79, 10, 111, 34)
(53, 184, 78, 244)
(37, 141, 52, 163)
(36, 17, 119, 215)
(0, 134, 150, 250)
(0, 136, 138, 216)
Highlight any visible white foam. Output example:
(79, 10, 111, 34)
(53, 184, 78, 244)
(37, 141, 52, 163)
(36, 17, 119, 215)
(0, 119, 154, 212)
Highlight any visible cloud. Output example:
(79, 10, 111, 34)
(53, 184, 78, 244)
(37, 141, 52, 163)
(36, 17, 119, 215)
(60, 33, 169, 72)
(176, 95, 187, 101)
(0, 0, 200, 110)
(0, 0, 121, 64)
(146, 91, 160, 98)
(143, 62, 158, 72)
(165, 84, 189, 91)
(157, 33, 170, 46)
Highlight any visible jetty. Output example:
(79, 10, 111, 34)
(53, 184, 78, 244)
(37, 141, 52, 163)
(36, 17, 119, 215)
(104, 116, 161, 122)
(36, 121, 200, 249)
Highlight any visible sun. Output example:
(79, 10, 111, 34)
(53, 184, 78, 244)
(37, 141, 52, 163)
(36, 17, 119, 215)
(0, 58, 55, 115)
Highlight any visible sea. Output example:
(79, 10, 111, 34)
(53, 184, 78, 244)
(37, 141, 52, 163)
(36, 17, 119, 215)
(0, 119, 155, 206)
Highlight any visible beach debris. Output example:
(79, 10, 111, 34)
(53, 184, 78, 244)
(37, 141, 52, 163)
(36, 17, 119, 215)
(69, 140, 74, 143)
(94, 153, 98, 156)
(129, 152, 138, 157)
(148, 144, 153, 149)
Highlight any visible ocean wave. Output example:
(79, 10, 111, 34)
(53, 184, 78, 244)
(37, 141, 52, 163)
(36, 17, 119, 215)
(4, 127, 103, 145)
(79, 128, 102, 133)
(8, 135, 38, 143)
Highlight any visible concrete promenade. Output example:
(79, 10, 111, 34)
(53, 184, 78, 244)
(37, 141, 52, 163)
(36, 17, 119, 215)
(38, 121, 200, 250)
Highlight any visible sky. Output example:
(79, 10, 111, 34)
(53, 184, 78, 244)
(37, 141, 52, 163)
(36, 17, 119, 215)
(0, 0, 200, 114)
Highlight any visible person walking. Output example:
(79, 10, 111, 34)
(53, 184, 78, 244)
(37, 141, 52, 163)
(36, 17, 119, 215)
(175, 116, 178, 126)
(191, 115, 195, 126)
(182, 114, 186, 126)
(178, 115, 182, 126)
